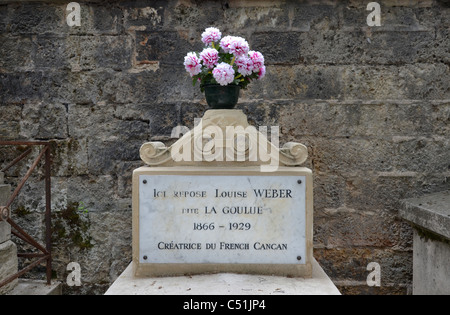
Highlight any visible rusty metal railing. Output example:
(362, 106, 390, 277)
(0, 141, 52, 288)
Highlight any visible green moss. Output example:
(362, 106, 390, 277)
(14, 205, 32, 217)
(52, 202, 93, 250)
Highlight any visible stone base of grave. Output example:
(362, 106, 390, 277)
(400, 190, 450, 295)
(0, 174, 18, 295)
(6, 279, 62, 295)
(0, 240, 18, 294)
(105, 258, 340, 295)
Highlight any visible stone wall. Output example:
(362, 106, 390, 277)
(0, 0, 448, 294)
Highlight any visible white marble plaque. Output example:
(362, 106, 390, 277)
(138, 175, 306, 265)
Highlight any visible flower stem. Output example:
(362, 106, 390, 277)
(231, 56, 236, 66)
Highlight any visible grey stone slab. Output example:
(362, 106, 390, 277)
(0, 184, 9, 206)
(413, 230, 450, 295)
(0, 182, 11, 244)
(105, 258, 340, 295)
(0, 240, 18, 294)
(6, 279, 62, 295)
(0, 221, 11, 244)
(400, 190, 450, 240)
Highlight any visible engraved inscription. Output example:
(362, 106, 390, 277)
(138, 175, 306, 264)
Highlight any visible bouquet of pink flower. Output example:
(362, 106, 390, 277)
(184, 27, 266, 92)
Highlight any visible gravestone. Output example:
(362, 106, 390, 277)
(132, 110, 313, 278)
(0, 171, 18, 294)
(400, 191, 450, 295)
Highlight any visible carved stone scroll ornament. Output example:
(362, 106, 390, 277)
(139, 110, 308, 167)
(139, 142, 172, 166)
(280, 142, 308, 166)
(0, 206, 9, 221)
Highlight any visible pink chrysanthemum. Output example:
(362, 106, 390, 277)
(219, 36, 233, 53)
(212, 62, 235, 86)
(199, 48, 219, 69)
(258, 65, 266, 80)
(201, 27, 222, 46)
(183, 52, 202, 77)
(248, 51, 265, 71)
(228, 36, 249, 57)
(235, 56, 254, 76)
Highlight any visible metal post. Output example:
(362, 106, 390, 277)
(45, 144, 52, 285)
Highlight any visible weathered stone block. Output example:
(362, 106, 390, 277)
(251, 32, 304, 65)
(87, 140, 141, 175)
(167, 1, 222, 29)
(345, 172, 449, 214)
(0, 222, 10, 244)
(7, 3, 63, 34)
(158, 65, 201, 102)
(341, 64, 450, 100)
(136, 31, 197, 65)
(179, 102, 209, 130)
(106, 69, 162, 104)
(91, 5, 125, 34)
(0, 105, 21, 141)
(315, 208, 411, 248)
(263, 65, 342, 100)
(0, 241, 18, 294)
(309, 137, 392, 173)
(402, 64, 450, 100)
(0, 179, 11, 208)
(146, 103, 180, 139)
(312, 173, 347, 210)
(298, 28, 436, 65)
(51, 70, 116, 104)
(315, 247, 413, 293)
(20, 102, 68, 139)
(431, 102, 450, 136)
(0, 71, 44, 104)
(238, 100, 281, 128)
(33, 35, 69, 69)
(223, 5, 290, 30)
(68, 103, 150, 143)
(0, 35, 33, 70)
(291, 3, 339, 31)
(392, 136, 449, 173)
(51, 209, 131, 295)
(124, 5, 164, 30)
(62, 3, 124, 36)
(116, 161, 142, 198)
(0, 5, 7, 33)
(66, 175, 115, 213)
(64, 35, 133, 71)
(279, 101, 438, 139)
(52, 139, 89, 177)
